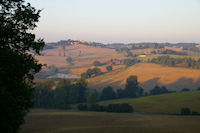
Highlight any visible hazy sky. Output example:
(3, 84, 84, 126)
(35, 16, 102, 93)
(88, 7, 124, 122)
(27, 0, 200, 43)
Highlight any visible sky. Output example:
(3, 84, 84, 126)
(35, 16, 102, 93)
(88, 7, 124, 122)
(27, 0, 200, 43)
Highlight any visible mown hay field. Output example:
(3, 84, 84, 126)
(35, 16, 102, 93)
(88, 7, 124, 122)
(35, 44, 124, 69)
(88, 63, 200, 91)
(70, 65, 126, 75)
(22, 109, 200, 133)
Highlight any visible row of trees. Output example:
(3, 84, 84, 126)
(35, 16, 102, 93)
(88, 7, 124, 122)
(98, 76, 144, 101)
(93, 61, 106, 66)
(151, 49, 187, 56)
(81, 68, 103, 78)
(81, 65, 113, 79)
(34, 75, 143, 109)
(150, 56, 200, 69)
(35, 75, 200, 110)
(78, 103, 134, 113)
(34, 78, 88, 108)
(123, 58, 141, 66)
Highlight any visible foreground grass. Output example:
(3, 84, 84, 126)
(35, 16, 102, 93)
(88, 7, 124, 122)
(100, 91, 200, 114)
(22, 109, 200, 133)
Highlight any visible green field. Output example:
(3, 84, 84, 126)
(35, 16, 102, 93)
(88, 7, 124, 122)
(100, 91, 200, 114)
(22, 109, 200, 133)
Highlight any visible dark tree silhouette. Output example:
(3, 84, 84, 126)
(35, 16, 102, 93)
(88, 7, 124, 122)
(150, 86, 169, 95)
(125, 75, 140, 97)
(0, 0, 44, 132)
(100, 86, 116, 100)
(106, 65, 113, 72)
(66, 56, 74, 66)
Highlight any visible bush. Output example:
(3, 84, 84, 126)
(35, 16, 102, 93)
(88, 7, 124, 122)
(106, 65, 113, 72)
(77, 104, 107, 112)
(150, 86, 169, 95)
(93, 61, 104, 66)
(88, 104, 107, 112)
(192, 111, 200, 115)
(181, 108, 191, 115)
(181, 88, 190, 92)
(107, 103, 134, 113)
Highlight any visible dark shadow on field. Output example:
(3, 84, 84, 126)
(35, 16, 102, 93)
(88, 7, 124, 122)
(141, 77, 200, 91)
(140, 78, 160, 91)
(167, 77, 200, 91)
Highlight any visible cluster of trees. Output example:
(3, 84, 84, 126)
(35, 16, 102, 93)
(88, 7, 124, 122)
(93, 61, 106, 66)
(150, 56, 200, 69)
(123, 58, 141, 66)
(115, 47, 135, 57)
(106, 65, 113, 72)
(151, 49, 187, 56)
(81, 68, 103, 78)
(78, 103, 134, 113)
(131, 43, 164, 50)
(98, 76, 144, 101)
(66, 56, 74, 66)
(34, 75, 143, 111)
(150, 86, 171, 95)
(181, 108, 200, 115)
(34, 78, 88, 109)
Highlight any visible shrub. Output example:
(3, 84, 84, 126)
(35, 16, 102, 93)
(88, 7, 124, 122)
(181, 88, 190, 92)
(93, 61, 104, 66)
(181, 108, 191, 115)
(88, 104, 107, 112)
(106, 65, 113, 72)
(150, 86, 169, 95)
(192, 111, 200, 115)
(107, 103, 134, 113)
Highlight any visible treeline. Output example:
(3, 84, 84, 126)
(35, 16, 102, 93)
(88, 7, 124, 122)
(81, 58, 141, 79)
(151, 49, 187, 56)
(123, 58, 141, 66)
(93, 75, 144, 101)
(81, 67, 103, 79)
(34, 78, 88, 109)
(150, 56, 200, 69)
(78, 103, 134, 113)
(34, 75, 144, 109)
(34, 75, 200, 110)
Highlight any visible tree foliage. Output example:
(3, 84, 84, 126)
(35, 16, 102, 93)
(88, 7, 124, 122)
(150, 56, 200, 69)
(93, 61, 105, 66)
(100, 86, 116, 101)
(66, 56, 74, 66)
(150, 86, 169, 95)
(106, 65, 113, 72)
(34, 78, 88, 108)
(81, 67, 103, 78)
(0, 0, 44, 132)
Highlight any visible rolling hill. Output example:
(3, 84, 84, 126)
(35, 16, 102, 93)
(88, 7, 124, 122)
(100, 91, 200, 114)
(35, 44, 124, 70)
(88, 63, 200, 91)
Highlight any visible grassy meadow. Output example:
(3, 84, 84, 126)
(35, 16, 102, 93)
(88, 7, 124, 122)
(100, 91, 200, 114)
(22, 109, 200, 133)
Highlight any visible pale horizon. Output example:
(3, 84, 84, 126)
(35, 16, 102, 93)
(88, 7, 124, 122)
(27, 0, 200, 44)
